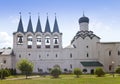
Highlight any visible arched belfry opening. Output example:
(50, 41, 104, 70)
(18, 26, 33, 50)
(45, 36, 50, 48)
(53, 36, 59, 48)
(17, 35, 23, 45)
(27, 35, 33, 48)
(36, 35, 42, 48)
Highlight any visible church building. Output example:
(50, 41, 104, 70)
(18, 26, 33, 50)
(0, 13, 120, 74)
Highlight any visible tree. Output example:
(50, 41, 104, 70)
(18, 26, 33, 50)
(17, 59, 33, 79)
(73, 68, 82, 78)
(51, 68, 61, 78)
(0, 69, 10, 79)
(94, 67, 105, 77)
(116, 67, 120, 75)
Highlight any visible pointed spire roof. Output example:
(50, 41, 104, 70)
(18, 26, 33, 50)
(36, 15, 42, 32)
(53, 14, 60, 33)
(17, 12, 24, 33)
(27, 12, 33, 33)
(44, 14, 51, 33)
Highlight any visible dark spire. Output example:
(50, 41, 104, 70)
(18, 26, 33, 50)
(17, 12, 24, 33)
(53, 13, 60, 33)
(36, 13, 42, 32)
(44, 13, 51, 33)
(27, 12, 33, 32)
(83, 11, 85, 17)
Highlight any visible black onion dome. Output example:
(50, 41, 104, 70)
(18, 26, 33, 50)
(79, 16, 89, 23)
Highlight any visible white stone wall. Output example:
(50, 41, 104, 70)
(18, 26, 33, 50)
(98, 42, 120, 72)
(0, 55, 13, 69)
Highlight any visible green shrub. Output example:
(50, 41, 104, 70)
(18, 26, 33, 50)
(73, 68, 82, 78)
(0, 69, 10, 79)
(94, 67, 105, 77)
(51, 68, 61, 78)
(116, 67, 120, 74)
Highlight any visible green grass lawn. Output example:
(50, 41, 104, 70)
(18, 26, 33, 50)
(1, 74, 120, 84)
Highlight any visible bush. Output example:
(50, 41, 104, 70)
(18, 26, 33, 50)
(94, 67, 105, 77)
(51, 68, 61, 78)
(116, 67, 120, 74)
(17, 59, 33, 79)
(74, 68, 82, 78)
(0, 69, 10, 79)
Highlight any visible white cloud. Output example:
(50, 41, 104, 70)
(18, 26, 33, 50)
(90, 20, 120, 42)
(0, 32, 12, 48)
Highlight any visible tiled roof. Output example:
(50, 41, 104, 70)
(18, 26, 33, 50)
(71, 31, 100, 43)
(81, 61, 103, 67)
(0, 49, 12, 56)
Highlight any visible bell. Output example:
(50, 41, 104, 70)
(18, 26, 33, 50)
(46, 39, 49, 43)
(19, 36, 23, 43)
(39, 39, 41, 42)
(55, 39, 58, 44)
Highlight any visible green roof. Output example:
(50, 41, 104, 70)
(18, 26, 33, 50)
(81, 61, 103, 67)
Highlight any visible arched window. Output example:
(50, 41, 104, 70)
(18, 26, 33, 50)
(17, 35, 23, 45)
(53, 36, 59, 48)
(109, 51, 111, 56)
(83, 69, 87, 73)
(109, 65, 112, 71)
(70, 64, 72, 69)
(118, 51, 120, 55)
(27, 35, 32, 48)
(45, 36, 50, 48)
(70, 53, 72, 58)
(36, 35, 42, 48)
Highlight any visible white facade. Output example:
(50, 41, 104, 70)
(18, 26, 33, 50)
(1, 14, 120, 74)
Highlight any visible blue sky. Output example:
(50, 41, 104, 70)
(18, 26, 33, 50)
(0, 0, 120, 48)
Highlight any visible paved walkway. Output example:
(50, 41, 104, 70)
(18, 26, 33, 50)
(6, 76, 40, 80)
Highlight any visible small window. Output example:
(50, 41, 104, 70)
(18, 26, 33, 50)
(64, 68, 68, 72)
(70, 64, 72, 69)
(39, 55, 41, 58)
(56, 54, 58, 58)
(3, 60, 6, 64)
(28, 53, 31, 56)
(19, 54, 21, 58)
(118, 51, 120, 55)
(47, 54, 49, 57)
(70, 53, 72, 58)
(87, 53, 89, 57)
(109, 65, 112, 71)
(109, 51, 111, 56)
(86, 46, 88, 48)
